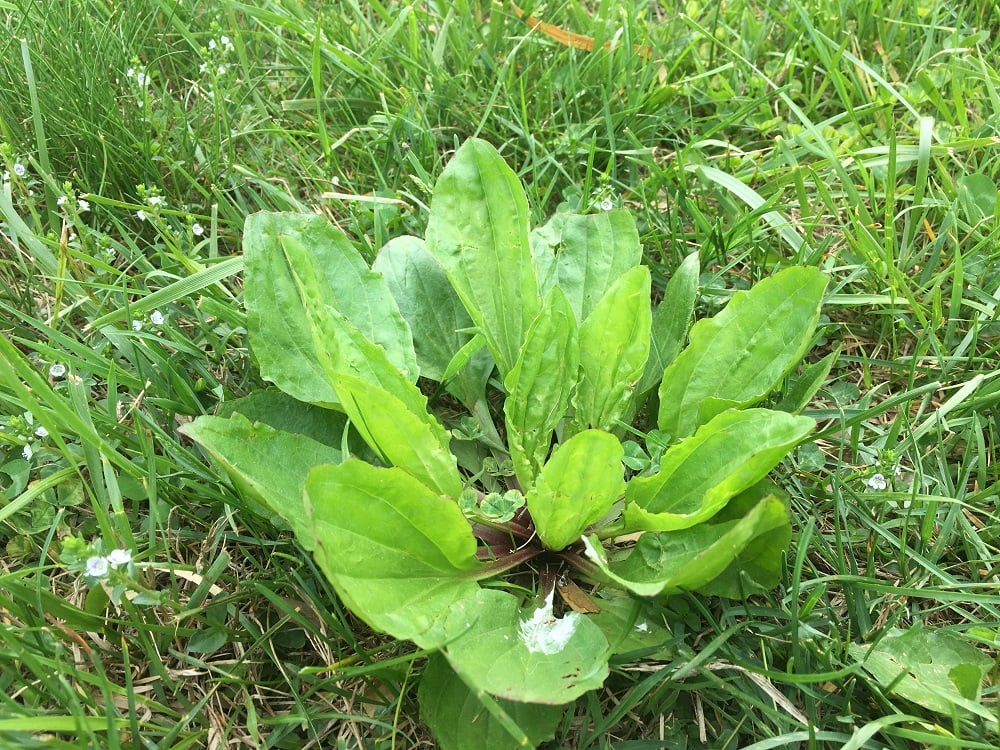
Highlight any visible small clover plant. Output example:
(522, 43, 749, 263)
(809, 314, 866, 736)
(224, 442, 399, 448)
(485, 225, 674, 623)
(182, 139, 828, 748)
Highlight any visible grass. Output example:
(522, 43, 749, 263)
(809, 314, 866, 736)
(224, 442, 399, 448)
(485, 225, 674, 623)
(1, 0, 998, 746)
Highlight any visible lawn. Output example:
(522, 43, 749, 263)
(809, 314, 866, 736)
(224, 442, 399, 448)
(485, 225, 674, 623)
(1, 0, 998, 747)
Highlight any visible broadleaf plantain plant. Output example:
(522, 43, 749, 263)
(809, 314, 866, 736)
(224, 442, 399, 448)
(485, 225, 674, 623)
(182, 138, 828, 748)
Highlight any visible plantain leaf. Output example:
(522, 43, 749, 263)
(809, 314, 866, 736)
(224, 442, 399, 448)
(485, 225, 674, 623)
(425, 139, 540, 378)
(624, 409, 814, 533)
(573, 265, 652, 432)
(503, 286, 579, 488)
(180, 414, 342, 549)
(637, 251, 699, 398)
(419, 655, 563, 750)
(244, 211, 417, 406)
(442, 588, 609, 704)
(306, 460, 480, 649)
(373, 235, 493, 411)
(525, 430, 625, 551)
(582, 493, 789, 597)
(531, 210, 642, 322)
(333, 372, 463, 498)
(658, 266, 827, 438)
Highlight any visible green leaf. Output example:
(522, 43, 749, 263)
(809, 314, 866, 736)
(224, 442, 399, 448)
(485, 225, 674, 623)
(625, 409, 813, 533)
(531, 210, 642, 322)
(180, 414, 343, 550)
(587, 597, 676, 660)
(503, 287, 579, 488)
(573, 265, 652, 432)
(419, 654, 563, 750)
(637, 251, 699, 398)
(525, 430, 625, 551)
(215, 389, 350, 451)
(306, 460, 481, 649)
(776, 345, 840, 414)
(849, 625, 996, 726)
(333, 373, 463, 498)
(694, 481, 792, 597)
(658, 266, 827, 439)
(442, 588, 609, 704)
(425, 139, 540, 378)
(244, 212, 417, 405)
(582, 493, 789, 597)
(373, 234, 493, 410)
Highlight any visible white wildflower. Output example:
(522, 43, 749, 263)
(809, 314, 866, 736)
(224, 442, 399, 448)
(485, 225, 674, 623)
(85, 556, 110, 578)
(191, 222, 204, 236)
(147, 195, 163, 206)
(136, 209, 147, 221)
(107, 548, 132, 567)
(866, 473, 887, 491)
(13, 163, 26, 177)
(77, 199, 90, 212)
(49, 363, 66, 378)
(132, 320, 143, 332)
(22, 444, 32, 460)
(600, 198, 614, 212)
(57, 195, 68, 206)
(149, 310, 164, 326)
(34, 425, 48, 438)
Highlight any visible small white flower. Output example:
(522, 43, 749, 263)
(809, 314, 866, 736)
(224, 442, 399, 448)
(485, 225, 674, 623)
(135, 71, 149, 86)
(22, 444, 32, 460)
(866, 473, 887, 491)
(199, 62, 208, 74)
(132, 320, 143, 332)
(208, 39, 217, 50)
(13, 163, 26, 177)
(57, 195, 68, 206)
(107, 548, 132, 567)
(34, 425, 48, 438)
(149, 310, 164, 326)
(220, 35, 233, 52)
(49, 363, 66, 378)
(127, 67, 136, 78)
(147, 195, 163, 206)
(191, 223, 204, 236)
(77, 199, 90, 212)
(217, 64, 227, 75)
(600, 198, 614, 212)
(85, 556, 110, 578)
(136, 209, 147, 221)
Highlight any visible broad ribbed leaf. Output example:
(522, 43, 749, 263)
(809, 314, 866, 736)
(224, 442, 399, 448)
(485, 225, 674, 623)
(425, 139, 540, 378)
(244, 212, 417, 405)
(531, 210, 641, 322)
(373, 235, 493, 410)
(658, 266, 827, 438)
(419, 655, 563, 750)
(181, 414, 342, 550)
(333, 372, 463, 498)
(574, 265, 652, 432)
(624, 409, 813, 533)
(525, 430, 625, 551)
(503, 287, 579, 488)
(307, 461, 480, 649)
(582, 493, 789, 597)
(442, 588, 609, 704)
(637, 251, 699, 397)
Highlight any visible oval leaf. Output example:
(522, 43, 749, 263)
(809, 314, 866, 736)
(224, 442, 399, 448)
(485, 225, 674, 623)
(573, 265, 652, 432)
(658, 266, 827, 438)
(525, 430, 625, 551)
(244, 212, 417, 405)
(180, 414, 342, 550)
(373, 235, 493, 410)
(531, 210, 642, 322)
(625, 408, 813, 533)
(425, 139, 540, 378)
(442, 588, 609, 704)
(503, 286, 579, 488)
(307, 460, 481, 649)
(637, 251, 699, 398)
(583, 493, 789, 597)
